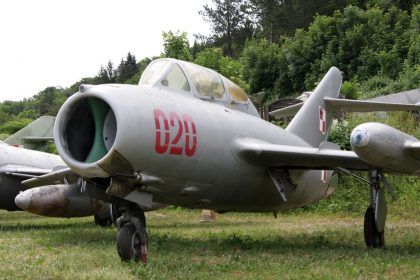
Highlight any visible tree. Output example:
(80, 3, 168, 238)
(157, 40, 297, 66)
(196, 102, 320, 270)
(241, 39, 282, 95)
(251, 0, 348, 41)
(116, 52, 138, 83)
(194, 47, 248, 90)
(161, 31, 192, 61)
(199, 0, 257, 57)
(194, 47, 224, 70)
(96, 60, 116, 84)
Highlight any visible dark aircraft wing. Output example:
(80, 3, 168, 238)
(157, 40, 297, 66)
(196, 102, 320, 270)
(21, 167, 75, 188)
(0, 165, 54, 178)
(236, 139, 373, 170)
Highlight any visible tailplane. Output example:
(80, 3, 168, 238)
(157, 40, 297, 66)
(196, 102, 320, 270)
(286, 67, 342, 147)
(4, 116, 55, 151)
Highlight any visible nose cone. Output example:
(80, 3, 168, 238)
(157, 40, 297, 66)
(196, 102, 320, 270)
(15, 191, 31, 210)
(350, 128, 370, 148)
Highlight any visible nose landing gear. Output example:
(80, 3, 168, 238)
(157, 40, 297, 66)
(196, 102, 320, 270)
(116, 205, 148, 263)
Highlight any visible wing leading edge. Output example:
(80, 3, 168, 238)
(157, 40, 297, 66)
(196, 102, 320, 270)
(235, 138, 373, 171)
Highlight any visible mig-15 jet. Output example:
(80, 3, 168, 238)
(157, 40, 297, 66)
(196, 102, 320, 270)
(21, 58, 420, 263)
(0, 117, 112, 223)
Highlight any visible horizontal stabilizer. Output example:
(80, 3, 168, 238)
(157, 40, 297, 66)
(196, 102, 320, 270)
(22, 136, 54, 143)
(324, 97, 420, 112)
(270, 97, 420, 118)
(235, 138, 372, 170)
(270, 102, 303, 118)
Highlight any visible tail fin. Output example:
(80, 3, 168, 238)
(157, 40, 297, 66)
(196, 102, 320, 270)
(286, 67, 342, 147)
(4, 116, 55, 151)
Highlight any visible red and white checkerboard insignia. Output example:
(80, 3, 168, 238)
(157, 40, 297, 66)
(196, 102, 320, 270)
(319, 107, 326, 134)
(321, 170, 328, 183)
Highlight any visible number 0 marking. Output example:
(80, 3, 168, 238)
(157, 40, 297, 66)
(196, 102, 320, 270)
(183, 114, 197, 157)
(153, 109, 197, 157)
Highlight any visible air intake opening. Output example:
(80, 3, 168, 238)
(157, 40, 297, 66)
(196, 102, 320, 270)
(65, 97, 116, 163)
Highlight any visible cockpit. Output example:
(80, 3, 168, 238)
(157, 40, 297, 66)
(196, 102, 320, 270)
(139, 59, 259, 117)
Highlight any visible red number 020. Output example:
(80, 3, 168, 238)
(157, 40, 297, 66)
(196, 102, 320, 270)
(153, 109, 197, 157)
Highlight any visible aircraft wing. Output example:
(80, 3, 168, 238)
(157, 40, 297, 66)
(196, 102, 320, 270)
(21, 167, 75, 188)
(269, 97, 420, 118)
(269, 102, 303, 118)
(235, 139, 373, 170)
(0, 164, 56, 177)
(323, 97, 420, 112)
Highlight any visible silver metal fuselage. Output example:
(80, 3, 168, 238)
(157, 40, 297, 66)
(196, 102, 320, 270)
(55, 84, 332, 212)
(0, 143, 64, 210)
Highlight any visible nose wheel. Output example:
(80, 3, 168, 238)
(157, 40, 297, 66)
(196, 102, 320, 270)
(116, 205, 148, 263)
(117, 222, 148, 262)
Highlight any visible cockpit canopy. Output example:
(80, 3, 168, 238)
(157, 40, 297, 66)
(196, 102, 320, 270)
(139, 59, 259, 117)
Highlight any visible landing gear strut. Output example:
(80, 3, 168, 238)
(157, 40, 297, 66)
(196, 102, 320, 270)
(116, 205, 148, 263)
(364, 170, 386, 248)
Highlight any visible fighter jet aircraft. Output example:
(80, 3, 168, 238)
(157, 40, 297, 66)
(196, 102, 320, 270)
(0, 117, 111, 222)
(21, 58, 420, 263)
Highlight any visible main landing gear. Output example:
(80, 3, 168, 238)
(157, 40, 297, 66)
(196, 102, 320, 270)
(116, 205, 148, 263)
(364, 170, 387, 248)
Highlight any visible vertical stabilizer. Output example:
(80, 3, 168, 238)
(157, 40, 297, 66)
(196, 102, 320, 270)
(286, 67, 342, 147)
(4, 116, 55, 151)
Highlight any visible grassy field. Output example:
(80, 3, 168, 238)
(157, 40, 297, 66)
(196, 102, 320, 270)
(0, 208, 419, 280)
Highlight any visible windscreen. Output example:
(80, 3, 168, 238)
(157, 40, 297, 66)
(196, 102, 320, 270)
(140, 60, 171, 85)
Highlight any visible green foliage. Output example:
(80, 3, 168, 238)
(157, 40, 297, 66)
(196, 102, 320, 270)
(220, 56, 248, 90)
(0, 133, 9, 140)
(340, 80, 361, 99)
(194, 48, 224, 70)
(241, 3, 419, 100)
(241, 39, 282, 96)
(328, 120, 352, 150)
(194, 47, 248, 90)
(0, 118, 32, 134)
(0, 86, 67, 131)
(162, 30, 192, 61)
(251, 0, 348, 40)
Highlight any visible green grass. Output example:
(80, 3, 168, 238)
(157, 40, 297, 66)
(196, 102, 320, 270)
(0, 209, 419, 279)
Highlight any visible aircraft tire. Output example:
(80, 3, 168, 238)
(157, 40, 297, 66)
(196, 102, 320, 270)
(94, 214, 113, 227)
(117, 222, 148, 262)
(364, 207, 385, 248)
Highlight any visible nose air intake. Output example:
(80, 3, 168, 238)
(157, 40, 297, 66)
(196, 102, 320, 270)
(63, 97, 117, 163)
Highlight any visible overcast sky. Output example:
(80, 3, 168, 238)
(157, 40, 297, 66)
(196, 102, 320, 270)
(0, 0, 212, 101)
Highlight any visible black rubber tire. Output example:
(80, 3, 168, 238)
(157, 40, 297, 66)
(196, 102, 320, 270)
(117, 222, 148, 262)
(364, 207, 385, 248)
(94, 214, 113, 227)
(117, 223, 139, 261)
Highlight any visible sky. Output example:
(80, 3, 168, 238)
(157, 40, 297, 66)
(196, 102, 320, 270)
(0, 0, 212, 101)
